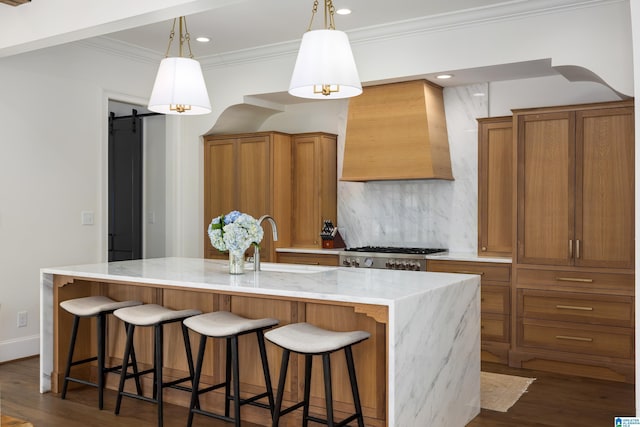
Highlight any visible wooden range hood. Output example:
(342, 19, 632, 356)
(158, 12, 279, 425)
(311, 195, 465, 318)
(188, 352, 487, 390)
(341, 79, 454, 181)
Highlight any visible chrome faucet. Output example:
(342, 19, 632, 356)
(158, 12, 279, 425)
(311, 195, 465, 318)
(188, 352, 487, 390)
(255, 215, 278, 271)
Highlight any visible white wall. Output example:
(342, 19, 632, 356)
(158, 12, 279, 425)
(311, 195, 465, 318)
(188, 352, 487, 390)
(0, 0, 634, 364)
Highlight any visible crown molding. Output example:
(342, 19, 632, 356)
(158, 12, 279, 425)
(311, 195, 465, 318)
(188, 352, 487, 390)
(81, 0, 625, 69)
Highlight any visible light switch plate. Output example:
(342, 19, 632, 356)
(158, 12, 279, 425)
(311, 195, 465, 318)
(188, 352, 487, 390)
(81, 211, 94, 225)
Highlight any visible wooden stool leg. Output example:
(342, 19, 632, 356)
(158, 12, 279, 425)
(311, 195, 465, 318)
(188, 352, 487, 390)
(115, 323, 135, 415)
(271, 349, 290, 427)
(257, 330, 275, 414)
(302, 354, 313, 427)
(345, 346, 365, 427)
(322, 354, 335, 427)
(61, 315, 80, 400)
(155, 323, 164, 427)
(97, 312, 106, 410)
(187, 335, 207, 427)
(231, 336, 241, 427)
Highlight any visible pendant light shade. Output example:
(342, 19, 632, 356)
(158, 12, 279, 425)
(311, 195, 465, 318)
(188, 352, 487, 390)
(289, 29, 362, 99)
(289, 0, 362, 100)
(148, 57, 211, 115)
(147, 17, 211, 115)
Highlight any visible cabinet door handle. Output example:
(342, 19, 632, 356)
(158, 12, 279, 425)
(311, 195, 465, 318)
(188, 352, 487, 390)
(568, 240, 573, 258)
(555, 335, 593, 342)
(556, 304, 593, 311)
(555, 277, 593, 283)
(453, 271, 485, 275)
(576, 239, 580, 259)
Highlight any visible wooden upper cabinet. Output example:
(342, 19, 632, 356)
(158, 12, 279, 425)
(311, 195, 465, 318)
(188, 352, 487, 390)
(575, 106, 635, 269)
(515, 101, 634, 269)
(516, 111, 574, 266)
(203, 132, 292, 261)
(291, 133, 337, 248)
(477, 117, 513, 257)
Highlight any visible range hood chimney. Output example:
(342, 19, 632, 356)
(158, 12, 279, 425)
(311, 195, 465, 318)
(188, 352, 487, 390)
(341, 79, 454, 181)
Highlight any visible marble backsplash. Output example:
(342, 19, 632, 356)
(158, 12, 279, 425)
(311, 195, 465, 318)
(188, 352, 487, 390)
(337, 83, 489, 252)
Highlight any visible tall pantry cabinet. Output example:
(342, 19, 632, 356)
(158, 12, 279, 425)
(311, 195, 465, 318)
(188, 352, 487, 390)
(203, 132, 292, 262)
(291, 132, 338, 248)
(511, 101, 635, 382)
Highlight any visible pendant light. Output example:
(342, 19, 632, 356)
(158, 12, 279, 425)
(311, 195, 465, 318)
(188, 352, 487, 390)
(148, 17, 211, 115)
(289, 0, 362, 99)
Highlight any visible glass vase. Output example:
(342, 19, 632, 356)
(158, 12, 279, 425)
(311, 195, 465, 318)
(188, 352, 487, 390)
(228, 251, 245, 274)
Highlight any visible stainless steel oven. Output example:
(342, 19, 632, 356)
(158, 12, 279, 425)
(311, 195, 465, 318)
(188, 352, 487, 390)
(339, 246, 448, 271)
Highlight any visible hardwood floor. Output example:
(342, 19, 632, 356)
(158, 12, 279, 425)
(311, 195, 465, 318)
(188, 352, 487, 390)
(0, 357, 635, 426)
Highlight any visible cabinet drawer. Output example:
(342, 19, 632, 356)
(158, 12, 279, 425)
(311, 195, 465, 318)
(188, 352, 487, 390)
(517, 268, 634, 293)
(482, 313, 509, 342)
(518, 289, 633, 327)
(520, 319, 633, 359)
(276, 252, 339, 266)
(427, 260, 511, 283)
(482, 286, 510, 315)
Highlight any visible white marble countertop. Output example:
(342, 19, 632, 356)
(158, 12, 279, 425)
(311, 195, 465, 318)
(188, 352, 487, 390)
(41, 257, 477, 306)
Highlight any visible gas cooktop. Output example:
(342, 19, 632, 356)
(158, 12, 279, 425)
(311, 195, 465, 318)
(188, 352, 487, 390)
(344, 246, 448, 255)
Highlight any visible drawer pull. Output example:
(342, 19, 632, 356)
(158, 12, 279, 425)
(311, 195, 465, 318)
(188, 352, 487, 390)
(454, 271, 485, 275)
(555, 304, 593, 311)
(555, 335, 593, 342)
(555, 277, 593, 283)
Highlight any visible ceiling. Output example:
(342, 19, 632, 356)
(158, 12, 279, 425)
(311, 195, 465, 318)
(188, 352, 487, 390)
(104, 0, 513, 59)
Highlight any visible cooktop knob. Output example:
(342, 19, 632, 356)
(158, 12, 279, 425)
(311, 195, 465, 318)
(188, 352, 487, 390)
(363, 257, 373, 267)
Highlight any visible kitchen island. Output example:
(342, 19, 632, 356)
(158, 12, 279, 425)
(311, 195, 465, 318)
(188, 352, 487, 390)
(40, 257, 480, 427)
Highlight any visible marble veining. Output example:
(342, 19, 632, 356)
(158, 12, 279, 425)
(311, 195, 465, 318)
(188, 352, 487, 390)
(40, 257, 480, 426)
(338, 83, 488, 251)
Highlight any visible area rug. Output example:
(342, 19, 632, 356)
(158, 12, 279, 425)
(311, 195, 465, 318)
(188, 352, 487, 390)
(481, 371, 536, 412)
(0, 415, 34, 427)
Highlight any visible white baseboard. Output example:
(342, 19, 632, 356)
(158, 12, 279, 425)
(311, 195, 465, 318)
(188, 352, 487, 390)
(0, 334, 39, 363)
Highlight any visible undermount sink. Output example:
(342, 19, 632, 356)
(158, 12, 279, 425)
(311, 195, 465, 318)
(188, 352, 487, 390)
(247, 262, 337, 274)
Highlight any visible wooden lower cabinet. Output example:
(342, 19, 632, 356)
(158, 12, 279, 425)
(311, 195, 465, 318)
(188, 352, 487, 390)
(511, 267, 635, 383)
(427, 259, 511, 364)
(276, 252, 339, 266)
(55, 280, 387, 426)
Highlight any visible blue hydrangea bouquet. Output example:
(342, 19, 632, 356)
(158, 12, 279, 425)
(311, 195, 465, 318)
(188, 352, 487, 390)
(208, 210, 264, 255)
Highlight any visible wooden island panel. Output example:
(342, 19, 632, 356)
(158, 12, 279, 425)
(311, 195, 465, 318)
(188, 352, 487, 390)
(52, 278, 388, 427)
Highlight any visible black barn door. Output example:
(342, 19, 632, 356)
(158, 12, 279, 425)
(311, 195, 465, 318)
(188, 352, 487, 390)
(108, 111, 142, 261)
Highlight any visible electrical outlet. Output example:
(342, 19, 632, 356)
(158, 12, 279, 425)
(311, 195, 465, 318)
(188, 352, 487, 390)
(17, 311, 27, 328)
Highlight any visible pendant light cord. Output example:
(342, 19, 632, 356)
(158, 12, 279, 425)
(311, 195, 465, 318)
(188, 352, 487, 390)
(163, 17, 195, 59)
(306, 0, 336, 31)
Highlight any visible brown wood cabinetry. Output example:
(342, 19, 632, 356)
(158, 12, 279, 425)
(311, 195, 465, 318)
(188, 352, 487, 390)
(291, 133, 337, 248)
(511, 101, 635, 382)
(203, 132, 292, 262)
(276, 252, 339, 266)
(477, 117, 512, 257)
(427, 259, 511, 364)
(515, 102, 634, 268)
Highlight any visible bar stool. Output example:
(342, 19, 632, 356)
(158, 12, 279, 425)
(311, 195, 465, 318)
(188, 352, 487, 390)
(59, 295, 142, 409)
(113, 304, 202, 427)
(265, 323, 370, 427)
(183, 311, 279, 427)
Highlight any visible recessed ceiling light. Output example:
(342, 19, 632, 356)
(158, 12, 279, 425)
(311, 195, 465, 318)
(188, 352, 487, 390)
(473, 92, 486, 97)
(196, 36, 211, 43)
(436, 74, 453, 80)
(336, 8, 352, 15)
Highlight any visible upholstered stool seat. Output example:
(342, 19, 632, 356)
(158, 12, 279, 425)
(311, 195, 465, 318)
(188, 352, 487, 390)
(59, 295, 142, 409)
(265, 322, 370, 427)
(113, 304, 201, 427)
(183, 311, 279, 427)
